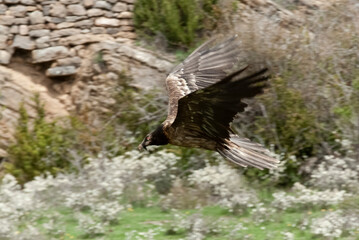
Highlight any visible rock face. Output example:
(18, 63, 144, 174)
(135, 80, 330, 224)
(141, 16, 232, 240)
(0, 65, 68, 157)
(0, 0, 136, 76)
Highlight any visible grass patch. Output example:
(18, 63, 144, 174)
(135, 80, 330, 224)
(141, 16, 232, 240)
(33, 205, 330, 239)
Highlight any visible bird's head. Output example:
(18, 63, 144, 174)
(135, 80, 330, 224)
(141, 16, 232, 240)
(138, 124, 169, 151)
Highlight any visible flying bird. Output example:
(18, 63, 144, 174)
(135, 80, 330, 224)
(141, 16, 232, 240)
(139, 36, 278, 169)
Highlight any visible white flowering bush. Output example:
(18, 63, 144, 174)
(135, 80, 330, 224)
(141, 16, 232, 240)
(311, 210, 359, 238)
(76, 212, 108, 237)
(310, 155, 359, 192)
(125, 228, 164, 240)
(251, 203, 276, 224)
(272, 183, 351, 210)
(0, 174, 47, 239)
(189, 160, 258, 213)
(0, 149, 178, 238)
(167, 210, 224, 240)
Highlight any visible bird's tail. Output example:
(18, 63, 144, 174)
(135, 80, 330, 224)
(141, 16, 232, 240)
(217, 135, 279, 169)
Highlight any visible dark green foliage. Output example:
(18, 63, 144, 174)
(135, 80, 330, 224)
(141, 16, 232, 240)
(256, 77, 320, 157)
(240, 77, 324, 185)
(134, 0, 218, 47)
(4, 95, 73, 185)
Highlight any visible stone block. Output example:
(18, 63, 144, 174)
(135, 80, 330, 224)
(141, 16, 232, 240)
(60, 0, 80, 4)
(32, 46, 69, 62)
(0, 16, 15, 25)
(4, 0, 19, 4)
(29, 29, 50, 38)
(0, 25, 9, 35)
(117, 11, 133, 18)
(112, 2, 127, 12)
(13, 17, 29, 25)
(0, 50, 11, 64)
(9, 25, 19, 34)
(94, 0, 112, 10)
(46, 65, 77, 77)
(12, 35, 35, 50)
(20, 0, 35, 5)
(91, 27, 106, 34)
(29, 10, 45, 24)
(49, 2, 67, 17)
(0, 4, 7, 14)
(50, 28, 81, 38)
(56, 56, 81, 66)
(95, 17, 120, 27)
(56, 22, 75, 29)
(9, 5, 27, 17)
(65, 16, 87, 22)
(74, 19, 93, 28)
(67, 4, 86, 16)
(83, 0, 94, 8)
(28, 23, 46, 30)
(59, 33, 114, 45)
(87, 8, 104, 17)
(0, 35, 8, 49)
(35, 35, 51, 48)
(19, 25, 29, 35)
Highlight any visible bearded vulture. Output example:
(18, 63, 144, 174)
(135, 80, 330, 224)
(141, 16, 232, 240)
(139, 36, 278, 169)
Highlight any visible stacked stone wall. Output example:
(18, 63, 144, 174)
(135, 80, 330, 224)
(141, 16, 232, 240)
(0, 0, 135, 76)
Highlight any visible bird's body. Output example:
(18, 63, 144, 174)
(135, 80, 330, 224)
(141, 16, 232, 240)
(139, 36, 279, 169)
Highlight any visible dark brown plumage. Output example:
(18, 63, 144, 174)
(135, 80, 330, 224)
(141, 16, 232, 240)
(139, 36, 279, 169)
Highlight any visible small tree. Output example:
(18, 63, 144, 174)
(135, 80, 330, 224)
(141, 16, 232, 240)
(4, 94, 72, 185)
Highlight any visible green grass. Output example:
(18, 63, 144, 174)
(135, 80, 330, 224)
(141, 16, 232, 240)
(32, 205, 333, 240)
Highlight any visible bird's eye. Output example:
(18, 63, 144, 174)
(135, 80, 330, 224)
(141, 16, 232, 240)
(146, 136, 151, 141)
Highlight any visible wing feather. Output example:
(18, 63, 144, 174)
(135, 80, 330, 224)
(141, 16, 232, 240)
(165, 36, 242, 124)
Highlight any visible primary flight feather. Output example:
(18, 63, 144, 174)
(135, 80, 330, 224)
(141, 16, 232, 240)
(138, 36, 279, 169)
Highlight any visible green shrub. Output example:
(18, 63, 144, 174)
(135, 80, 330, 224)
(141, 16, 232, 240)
(134, 0, 218, 47)
(4, 95, 74, 185)
(240, 76, 325, 185)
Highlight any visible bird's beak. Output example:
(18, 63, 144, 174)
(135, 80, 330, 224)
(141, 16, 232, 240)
(138, 141, 147, 151)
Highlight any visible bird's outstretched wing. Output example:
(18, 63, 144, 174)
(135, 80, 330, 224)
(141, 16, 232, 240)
(165, 36, 241, 123)
(171, 67, 268, 144)
(171, 68, 278, 169)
